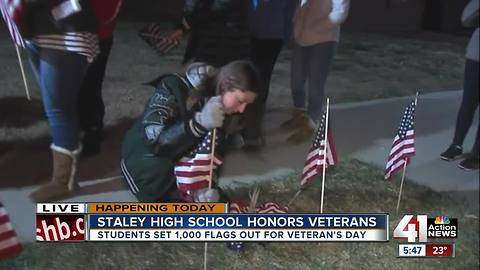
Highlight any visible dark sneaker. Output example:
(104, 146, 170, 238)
(440, 145, 463, 161)
(458, 155, 480, 171)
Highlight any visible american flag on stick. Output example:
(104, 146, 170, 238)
(229, 202, 288, 214)
(384, 99, 416, 180)
(0, 202, 22, 259)
(138, 23, 179, 55)
(301, 112, 337, 187)
(174, 130, 223, 191)
(0, 0, 25, 47)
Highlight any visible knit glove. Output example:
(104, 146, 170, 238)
(195, 96, 225, 130)
(193, 188, 220, 203)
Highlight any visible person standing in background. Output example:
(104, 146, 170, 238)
(5, 0, 100, 202)
(283, 0, 350, 143)
(164, 0, 251, 67)
(242, 0, 297, 150)
(78, 0, 123, 157)
(440, 0, 479, 171)
(162, 0, 251, 149)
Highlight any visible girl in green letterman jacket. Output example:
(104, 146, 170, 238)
(120, 61, 261, 203)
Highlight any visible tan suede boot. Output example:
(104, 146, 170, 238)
(286, 117, 315, 144)
(29, 144, 81, 202)
(280, 109, 309, 130)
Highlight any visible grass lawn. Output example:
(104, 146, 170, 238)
(1, 159, 477, 270)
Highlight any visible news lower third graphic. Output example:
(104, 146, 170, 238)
(394, 214, 457, 258)
(35, 203, 389, 242)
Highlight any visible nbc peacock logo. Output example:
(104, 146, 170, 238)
(434, 215, 450, 225)
(428, 215, 457, 238)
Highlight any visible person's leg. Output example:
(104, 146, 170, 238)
(286, 42, 336, 143)
(39, 49, 89, 150)
(290, 42, 309, 112)
(281, 42, 310, 132)
(250, 38, 284, 103)
(306, 42, 337, 122)
(29, 48, 89, 202)
(441, 59, 479, 161)
(78, 37, 114, 156)
(453, 59, 479, 146)
(471, 125, 479, 157)
(458, 126, 479, 170)
(457, 60, 479, 170)
(242, 37, 283, 146)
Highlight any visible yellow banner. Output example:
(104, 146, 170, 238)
(88, 203, 227, 213)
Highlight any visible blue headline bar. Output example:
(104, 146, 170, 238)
(88, 214, 388, 229)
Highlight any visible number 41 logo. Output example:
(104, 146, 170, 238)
(393, 215, 428, 243)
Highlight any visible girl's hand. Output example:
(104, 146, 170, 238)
(195, 96, 225, 130)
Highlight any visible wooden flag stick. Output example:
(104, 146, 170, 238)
(208, 128, 217, 189)
(204, 128, 217, 270)
(203, 242, 208, 270)
(15, 45, 31, 100)
(320, 98, 330, 214)
(287, 189, 302, 208)
(395, 159, 408, 215)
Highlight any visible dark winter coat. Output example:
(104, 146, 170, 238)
(121, 74, 213, 202)
(21, 0, 97, 38)
(180, 0, 251, 67)
(248, 0, 296, 41)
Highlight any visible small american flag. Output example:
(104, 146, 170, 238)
(174, 130, 223, 191)
(0, 202, 22, 259)
(138, 23, 178, 55)
(227, 200, 287, 251)
(229, 202, 288, 214)
(301, 112, 337, 187)
(0, 0, 25, 47)
(385, 100, 416, 180)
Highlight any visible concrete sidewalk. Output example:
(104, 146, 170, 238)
(1, 90, 478, 243)
(220, 90, 478, 191)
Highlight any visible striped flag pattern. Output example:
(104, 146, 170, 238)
(301, 112, 337, 187)
(138, 23, 178, 55)
(384, 100, 416, 180)
(174, 130, 223, 191)
(0, 202, 22, 259)
(0, 0, 25, 47)
(229, 202, 288, 214)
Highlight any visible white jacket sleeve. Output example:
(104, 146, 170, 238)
(329, 0, 350, 25)
(461, 0, 479, 27)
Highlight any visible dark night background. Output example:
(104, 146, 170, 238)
(119, 0, 472, 35)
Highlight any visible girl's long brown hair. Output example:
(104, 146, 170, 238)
(186, 60, 261, 110)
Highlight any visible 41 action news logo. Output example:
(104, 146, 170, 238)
(393, 215, 457, 242)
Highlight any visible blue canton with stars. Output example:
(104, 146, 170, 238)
(186, 130, 222, 157)
(311, 112, 327, 148)
(396, 101, 416, 138)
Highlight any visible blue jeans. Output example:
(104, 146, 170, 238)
(290, 42, 336, 121)
(26, 43, 89, 150)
